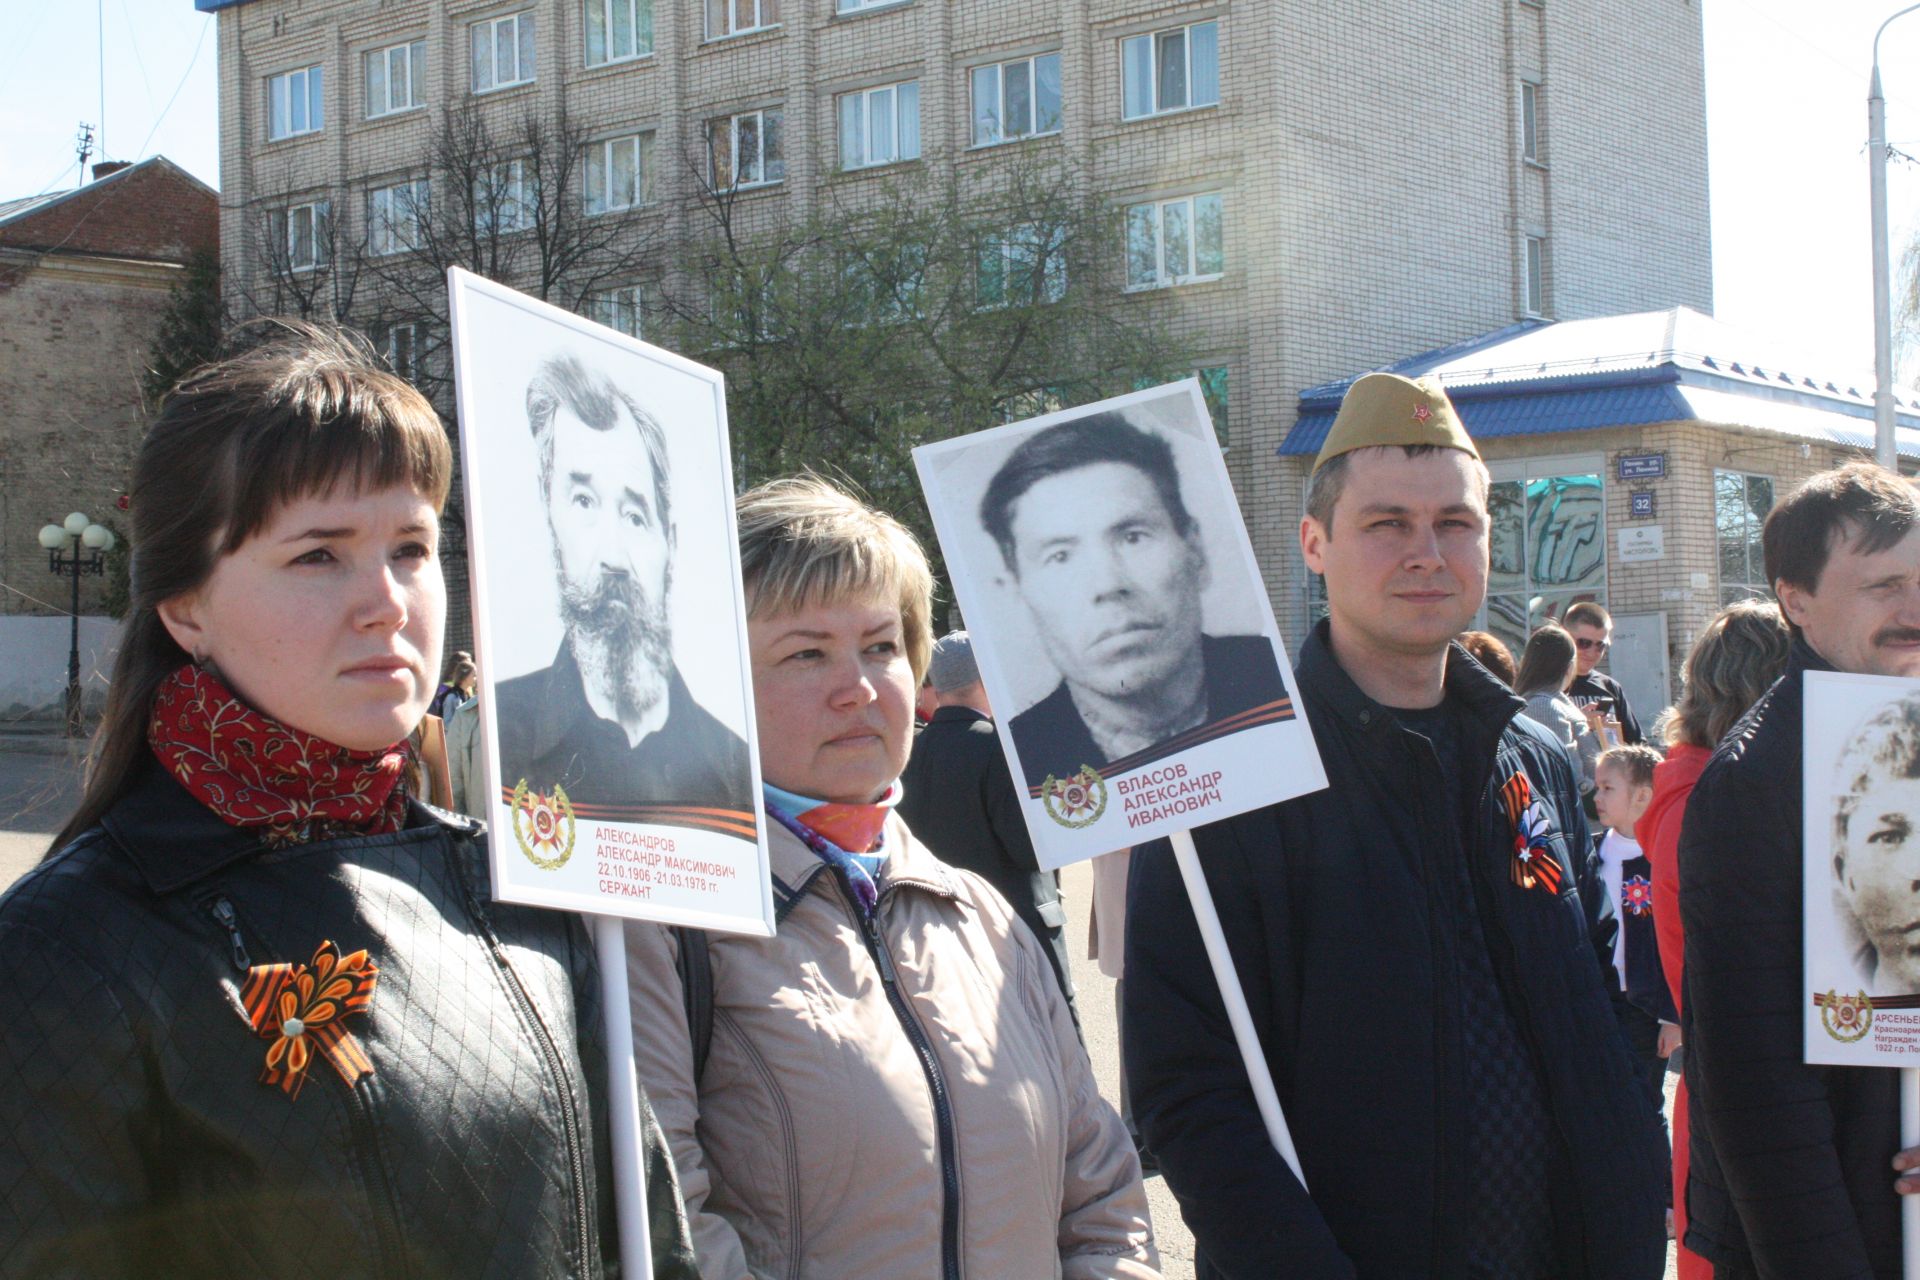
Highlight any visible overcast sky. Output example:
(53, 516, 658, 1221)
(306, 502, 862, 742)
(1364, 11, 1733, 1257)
(1, 0, 1916, 383)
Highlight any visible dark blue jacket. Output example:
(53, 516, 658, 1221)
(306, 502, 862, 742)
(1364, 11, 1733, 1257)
(1124, 622, 1666, 1279)
(1587, 832, 1680, 1024)
(1680, 640, 1900, 1278)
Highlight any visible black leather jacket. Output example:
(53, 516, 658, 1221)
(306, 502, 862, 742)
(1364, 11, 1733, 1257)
(0, 761, 697, 1279)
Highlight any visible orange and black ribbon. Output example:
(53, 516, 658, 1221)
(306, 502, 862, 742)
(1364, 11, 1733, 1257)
(241, 940, 379, 1099)
(1499, 771, 1564, 896)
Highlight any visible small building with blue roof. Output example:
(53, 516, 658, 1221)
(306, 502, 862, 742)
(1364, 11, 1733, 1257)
(1280, 306, 1920, 717)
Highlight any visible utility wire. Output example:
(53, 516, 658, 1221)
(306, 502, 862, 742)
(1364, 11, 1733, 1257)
(134, 17, 212, 164)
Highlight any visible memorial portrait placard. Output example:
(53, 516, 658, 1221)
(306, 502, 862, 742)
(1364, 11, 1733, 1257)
(1804, 669, 1920, 1065)
(448, 268, 773, 935)
(913, 379, 1326, 869)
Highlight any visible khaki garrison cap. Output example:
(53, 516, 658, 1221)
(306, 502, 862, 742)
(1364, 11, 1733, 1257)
(1311, 372, 1479, 475)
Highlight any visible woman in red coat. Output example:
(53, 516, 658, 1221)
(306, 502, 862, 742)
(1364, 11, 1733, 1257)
(1640, 599, 1790, 1279)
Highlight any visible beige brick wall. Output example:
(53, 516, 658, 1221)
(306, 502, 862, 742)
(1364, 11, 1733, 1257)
(0, 253, 171, 620)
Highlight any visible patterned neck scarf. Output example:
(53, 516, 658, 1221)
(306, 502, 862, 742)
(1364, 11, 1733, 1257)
(149, 664, 412, 849)
(762, 783, 900, 919)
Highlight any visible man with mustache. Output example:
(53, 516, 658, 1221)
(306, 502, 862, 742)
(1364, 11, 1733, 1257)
(1682, 463, 1920, 1279)
(494, 354, 751, 820)
(979, 413, 1286, 792)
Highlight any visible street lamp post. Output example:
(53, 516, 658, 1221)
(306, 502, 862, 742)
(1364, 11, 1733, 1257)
(1870, 2, 1920, 469)
(38, 512, 115, 737)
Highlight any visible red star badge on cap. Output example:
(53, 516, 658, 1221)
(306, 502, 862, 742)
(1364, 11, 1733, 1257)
(1412, 403, 1432, 424)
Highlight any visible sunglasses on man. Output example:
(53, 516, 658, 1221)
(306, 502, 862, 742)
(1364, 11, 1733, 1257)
(1574, 636, 1610, 653)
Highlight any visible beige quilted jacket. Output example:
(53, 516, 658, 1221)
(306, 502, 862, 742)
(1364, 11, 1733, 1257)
(625, 813, 1160, 1280)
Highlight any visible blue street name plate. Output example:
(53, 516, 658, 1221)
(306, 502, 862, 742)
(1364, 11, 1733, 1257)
(1618, 453, 1666, 480)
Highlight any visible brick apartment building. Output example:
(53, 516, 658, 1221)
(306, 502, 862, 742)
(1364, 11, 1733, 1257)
(199, 0, 1758, 706)
(0, 157, 217, 715)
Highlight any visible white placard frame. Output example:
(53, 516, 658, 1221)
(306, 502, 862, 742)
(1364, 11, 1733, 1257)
(447, 266, 773, 938)
(911, 378, 1326, 870)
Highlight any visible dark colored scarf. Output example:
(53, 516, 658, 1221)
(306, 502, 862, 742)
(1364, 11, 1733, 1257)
(149, 664, 412, 848)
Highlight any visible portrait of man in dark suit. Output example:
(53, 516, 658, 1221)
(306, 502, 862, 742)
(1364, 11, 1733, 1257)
(493, 353, 752, 819)
(978, 413, 1287, 791)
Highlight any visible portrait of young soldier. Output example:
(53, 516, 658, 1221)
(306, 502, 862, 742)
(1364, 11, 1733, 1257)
(1830, 692, 1920, 995)
(1681, 463, 1920, 1279)
(493, 353, 752, 817)
(977, 413, 1286, 790)
(1124, 372, 1666, 1278)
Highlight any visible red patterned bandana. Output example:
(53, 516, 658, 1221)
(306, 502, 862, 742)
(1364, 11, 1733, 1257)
(149, 664, 411, 848)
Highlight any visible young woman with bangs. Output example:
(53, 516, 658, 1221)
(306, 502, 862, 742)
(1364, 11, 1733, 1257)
(0, 325, 695, 1278)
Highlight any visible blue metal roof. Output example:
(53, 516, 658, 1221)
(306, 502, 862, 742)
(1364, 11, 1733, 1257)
(1281, 307, 1920, 458)
(194, 0, 255, 11)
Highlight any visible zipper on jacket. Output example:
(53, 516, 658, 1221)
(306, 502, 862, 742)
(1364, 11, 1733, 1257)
(344, 1081, 411, 1278)
(204, 893, 407, 1274)
(205, 895, 252, 972)
(456, 870, 595, 1274)
(857, 905, 963, 1280)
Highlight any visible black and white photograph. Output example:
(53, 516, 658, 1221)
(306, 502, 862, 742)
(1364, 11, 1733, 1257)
(449, 268, 772, 934)
(1803, 670, 1920, 1065)
(914, 380, 1325, 868)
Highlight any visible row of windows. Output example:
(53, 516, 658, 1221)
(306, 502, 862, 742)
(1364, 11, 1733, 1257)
(264, 11, 1218, 142)
(272, 164, 1228, 300)
(275, 158, 1225, 311)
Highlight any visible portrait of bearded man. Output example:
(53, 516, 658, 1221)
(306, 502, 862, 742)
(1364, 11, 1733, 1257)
(493, 353, 752, 819)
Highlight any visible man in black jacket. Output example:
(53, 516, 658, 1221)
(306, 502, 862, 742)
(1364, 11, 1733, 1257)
(1681, 463, 1920, 1279)
(1565, 601, 1643, 744)
(1124, 372, 1666, 1278)
(898, 631, 1076, 1012)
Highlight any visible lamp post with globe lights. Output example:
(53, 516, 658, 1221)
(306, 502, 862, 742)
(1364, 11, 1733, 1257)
(38, 512, 115, 736)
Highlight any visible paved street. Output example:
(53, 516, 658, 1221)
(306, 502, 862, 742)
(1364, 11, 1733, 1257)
(0, 741, 1679, 1278)
(0, 732, 83, 886)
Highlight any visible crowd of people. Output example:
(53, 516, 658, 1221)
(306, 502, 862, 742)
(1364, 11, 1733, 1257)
(4, 324, 1920, 1279)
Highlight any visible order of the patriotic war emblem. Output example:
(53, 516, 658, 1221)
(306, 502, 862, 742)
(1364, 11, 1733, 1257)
(511, 780, 577, 871)
(1041, 766, 1108, 829)
(1816, 989, 1874, 1043)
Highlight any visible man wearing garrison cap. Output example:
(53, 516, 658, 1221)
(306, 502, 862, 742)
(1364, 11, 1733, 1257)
(1125, 373, 1666, 1278)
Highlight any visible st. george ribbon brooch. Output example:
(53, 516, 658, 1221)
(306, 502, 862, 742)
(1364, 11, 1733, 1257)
(241, 940, 379, 1099)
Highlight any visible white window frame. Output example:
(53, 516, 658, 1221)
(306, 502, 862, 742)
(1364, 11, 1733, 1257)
(1124, 192, 1225, 291)
(471, 12, 537, 94)
(838, 81, 920, 171)
(970, 52, 1062, 147)
(709, 108, 784, 191)
(367, 178, 429, 256)
(1476, 452, 1609, 642)
(476, 159, 534, 236)
(374, 321, 420, 382)
(836, 0, 906, 12)
(978, 223, 1066, 308)
(585, 0, 652, 67)
(1714, 469, 1776, 605)
(705, 0, 779, 41)
(267, 65, 325, 141)
(272, 200, 331, 271)
(587, 284, 645, 338)
(365, 40, 427, 119)
(1121, 20, 1219, 120)
(584, 132, 654, 214)
(1520, 78, 1542, 163)
(1523, 233, 1547, 317)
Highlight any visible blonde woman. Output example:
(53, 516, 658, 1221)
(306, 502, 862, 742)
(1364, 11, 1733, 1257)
(628, 476, 1158, 1279)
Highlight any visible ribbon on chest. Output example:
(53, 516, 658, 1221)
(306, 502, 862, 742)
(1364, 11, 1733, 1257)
(1498, 771, 1564, 895)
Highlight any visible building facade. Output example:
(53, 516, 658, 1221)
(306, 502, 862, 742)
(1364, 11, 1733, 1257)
(0, 157, 217, 715)
(200, 0, 1712, 663)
